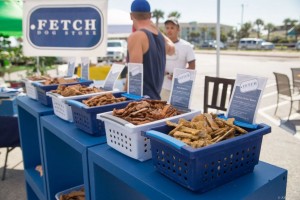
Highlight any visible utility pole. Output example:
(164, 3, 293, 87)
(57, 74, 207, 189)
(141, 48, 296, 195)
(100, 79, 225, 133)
(241, 4, 244, 29)
(216, 0, 220, 77)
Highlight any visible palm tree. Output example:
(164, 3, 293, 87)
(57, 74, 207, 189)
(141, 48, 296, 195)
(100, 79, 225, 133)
(290, 19, 298, 28)
(283, 18, 291, 39)
(167, 11, 181, 19)
(254, 18, 264, 38)
(152, 9, 164, 27)
(265, 23, 275, 41)
(226, 28, 235, 41)
(238, 22, 252, 39)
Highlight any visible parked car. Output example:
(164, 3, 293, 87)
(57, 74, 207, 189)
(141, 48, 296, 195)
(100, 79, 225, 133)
(260, 41, 275, 50)
(106, 39, 127, 62)
(200, 41, 211, 48)
(295, 41, 300, 50)
(201, 40, 226, 49)
(211, 40, 226, 49)
(238, 38, 274, 50)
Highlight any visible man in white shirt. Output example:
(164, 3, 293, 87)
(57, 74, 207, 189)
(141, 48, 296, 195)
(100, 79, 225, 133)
(160, 17, 196, 101)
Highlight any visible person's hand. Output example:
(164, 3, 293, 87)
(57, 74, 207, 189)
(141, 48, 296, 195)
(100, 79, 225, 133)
(166, 72, 173, 80)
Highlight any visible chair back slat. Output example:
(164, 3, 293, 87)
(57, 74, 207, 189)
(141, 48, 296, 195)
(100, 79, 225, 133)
(291, 68, 300, 92)
(211, 82, 220, 106)
(204, 76, 235, 113)
(273, 72, 291, 97)
(220, 83, 229, 108)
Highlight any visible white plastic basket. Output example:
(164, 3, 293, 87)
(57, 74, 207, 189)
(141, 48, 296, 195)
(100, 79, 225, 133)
(97, 109, 201, 161)
(23, 79, 42, 100)
(47, 90, 112, 122)
(23, 76, 69, 100)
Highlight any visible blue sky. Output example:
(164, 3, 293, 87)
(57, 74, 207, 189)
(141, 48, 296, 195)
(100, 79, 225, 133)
(108, 0, 300, 27)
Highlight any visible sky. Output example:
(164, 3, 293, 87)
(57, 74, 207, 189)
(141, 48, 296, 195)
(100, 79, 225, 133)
(108, 0, 300, 27)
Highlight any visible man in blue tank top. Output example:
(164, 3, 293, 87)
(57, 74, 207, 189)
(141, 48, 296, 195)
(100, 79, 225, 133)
(126, 0, 174, 100)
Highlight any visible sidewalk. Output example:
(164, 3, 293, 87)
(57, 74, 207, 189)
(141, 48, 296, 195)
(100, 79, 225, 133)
(196, 49, 300, 58)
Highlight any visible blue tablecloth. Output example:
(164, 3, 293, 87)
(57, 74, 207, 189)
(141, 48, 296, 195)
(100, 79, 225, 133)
(0, 116, 20, 147)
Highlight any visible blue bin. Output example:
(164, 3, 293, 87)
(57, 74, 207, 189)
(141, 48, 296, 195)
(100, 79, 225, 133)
(33, 78, 93, 107)
(0, 97, 17, 116)
(145, 123, 271, 192)
(66, 92, 138, 136)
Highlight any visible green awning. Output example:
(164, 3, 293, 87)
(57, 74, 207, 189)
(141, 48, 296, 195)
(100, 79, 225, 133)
(0, 0, 23, 37)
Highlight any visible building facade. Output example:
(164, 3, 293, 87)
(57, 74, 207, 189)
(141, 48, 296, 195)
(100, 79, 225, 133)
(159, 22, 233, 47)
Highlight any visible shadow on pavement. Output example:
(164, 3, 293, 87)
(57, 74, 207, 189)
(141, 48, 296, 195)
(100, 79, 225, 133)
(0, 168, 26, 200)
(279, 119, 300, 135)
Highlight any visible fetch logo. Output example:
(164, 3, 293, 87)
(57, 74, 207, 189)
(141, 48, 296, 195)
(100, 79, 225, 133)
(34, 19, 97, 34)
(178, 72, 191, 84)
(27, 6, 103, 49)
(240, 79, 258, 93)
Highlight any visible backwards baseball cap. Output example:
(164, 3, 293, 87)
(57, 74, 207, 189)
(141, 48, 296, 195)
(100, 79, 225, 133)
(131, 0, 151, 12)
(165, 17, 179, 26)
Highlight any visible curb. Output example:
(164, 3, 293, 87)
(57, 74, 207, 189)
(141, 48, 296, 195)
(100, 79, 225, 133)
(195, 50, 300, 59)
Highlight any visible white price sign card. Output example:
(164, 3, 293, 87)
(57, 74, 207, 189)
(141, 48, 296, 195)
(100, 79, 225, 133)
(226, 74, 267, 124)
(128, 63, 143, 97)
(66, 57, 76, 77)
(170, 68, 196, 110)
(81, 57, 90, 80)
(103, 63, 125, 91)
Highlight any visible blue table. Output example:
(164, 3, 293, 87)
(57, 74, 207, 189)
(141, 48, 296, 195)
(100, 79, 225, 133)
(40, 115, 106, 200)
(88, 145, 287, 200)
(16, 96, 53, 200)
(0, 96, 17, 116)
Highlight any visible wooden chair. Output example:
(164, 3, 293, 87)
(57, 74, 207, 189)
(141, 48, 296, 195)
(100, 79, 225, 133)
(0, 116, 20, 181)
(290, 68, 300, 93)
(203, 76, 235, 113)
(273, 72, 300, 119)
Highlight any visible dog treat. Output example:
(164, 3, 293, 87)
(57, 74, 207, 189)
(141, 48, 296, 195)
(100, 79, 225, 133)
(82, 93, 127, 107)
(43, 77, 77, 85)
(27, 75, 51, 81)
(166, 113, 248, 148)
(35, 165, 43, 176)
(59, 187, 85, 200)
(112, 100, 181, 125)
(51, 84, 104, 97)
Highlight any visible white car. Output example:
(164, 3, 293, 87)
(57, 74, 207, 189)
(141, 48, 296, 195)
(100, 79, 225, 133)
(106, 39, 127, 62)
(201, 40, 226, 49)
(239, 38, 274, 50)
(210, 40, 226, 49)
(261, 41, 275, 50)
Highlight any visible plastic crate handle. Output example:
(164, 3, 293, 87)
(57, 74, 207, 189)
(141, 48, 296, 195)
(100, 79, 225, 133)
(146, 130, 186, 150)
(66, 99, 88, 109)
(32, 82, 43, 87)
(46, 92, 61, 98)
(99, 113, 131, 126)
(121, 93, 143, 100)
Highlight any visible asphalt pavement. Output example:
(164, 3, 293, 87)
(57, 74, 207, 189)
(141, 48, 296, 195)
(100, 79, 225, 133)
(1, 50, 300, 200)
